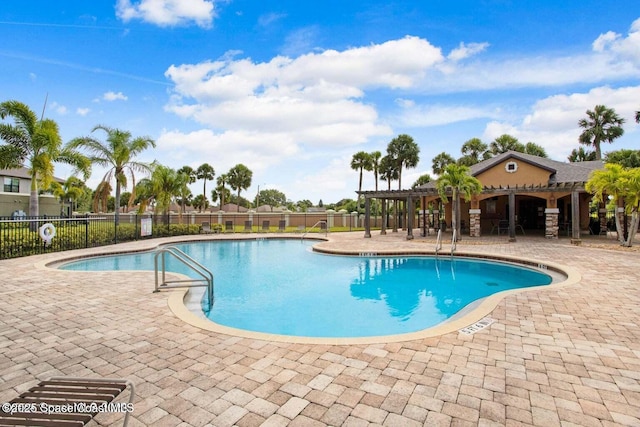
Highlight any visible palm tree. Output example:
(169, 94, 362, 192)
(67, 125, 155, 225)
(216, 173, 229, 208)
(489, 134, 525, 155)
(379, 155, 399, 191)
(386, 134, 419, 189)
(432, 152, 455, 175)
(196, 163, 215, 211)
(176, 166, 196, 214)
(585, 163, 627, 243)
(436, 164, 482, 241)
(459, 138, 489, 166)
(0, 100, 90, 218)
(636, 109, 640, 124)
(578, 105, 625, 160)
(147, 163, 182, 216)
(50, 176, 86, 216)
(620, 168, 640, 247)
(351, 151, 372, 207)
(369, 150, 382, 192)
(227, 164, 253, 211)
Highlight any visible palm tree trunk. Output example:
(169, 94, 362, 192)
(115, 183, 121, 226)
(623, 211, 638, 247)
(614, 206, 624, 243)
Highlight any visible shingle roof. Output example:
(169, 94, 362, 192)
(416, 151, 604, 190)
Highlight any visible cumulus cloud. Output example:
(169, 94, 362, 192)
(76, 107, 90, 116)
(394, 99, 501, 127)
(116, 0, 215, 28)
(482, 85, 640, 159)
(103, 91, 128, 101)
(164, 36, 443, 148)
(49, 101, 67, 115)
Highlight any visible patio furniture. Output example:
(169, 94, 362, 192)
(243, 220, 253, 232)
(261, 220, 270, 232)
(0, 377, 135, 426)
(277, 220, 286, 232)
(224, 220, 234, 233)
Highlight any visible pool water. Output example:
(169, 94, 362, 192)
(60, 239, 552, 338)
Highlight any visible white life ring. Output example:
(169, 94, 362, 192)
(39, 223, 56, 246)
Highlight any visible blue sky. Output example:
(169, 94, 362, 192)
(1, 1, 639, 204)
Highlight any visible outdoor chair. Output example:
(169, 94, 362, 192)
(261, 220, 270, 232)
(0, 376, 135, 426)
(243, 220, 253, 233)
(224, 220, 234, 233)
(277, 220, 286, 232)
(201, 222, 220, 234)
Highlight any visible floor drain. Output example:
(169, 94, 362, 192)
(459, 317, 495, 335)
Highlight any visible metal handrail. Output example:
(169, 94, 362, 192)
(435, 229, 442, 256)
(154, 246, 214, 310)
(301, 220, 328, 239)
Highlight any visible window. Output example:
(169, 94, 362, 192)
(505, 161, 518, 173)
(3, 177, 19, 193)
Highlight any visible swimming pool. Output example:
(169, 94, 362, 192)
(60, 239, 554, 339)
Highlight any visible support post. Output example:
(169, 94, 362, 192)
(508, 191, 516, 242)
(571, 191, 581, 245)
(364, 197, 371, 238)
(406, 195, 414, 240)
(380, 198, 387, 235)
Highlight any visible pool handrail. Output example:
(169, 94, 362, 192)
(435, 229, 442, 256)
(451, 228, 457, 257)
(154, 246, 214, 311)
(301, 220, 328, 239)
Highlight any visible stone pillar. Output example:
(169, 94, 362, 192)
(351, 212, 358, 228)
(545, 208, 559, 239)
(469, 209, 481, 237)
(571, 191, 581, 245)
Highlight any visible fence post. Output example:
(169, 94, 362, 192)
(85, 214, 89, 248)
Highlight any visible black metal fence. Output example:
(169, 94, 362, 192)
(0, 214, 200, 260)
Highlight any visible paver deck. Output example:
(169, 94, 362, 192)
(1, 231, 639, 426)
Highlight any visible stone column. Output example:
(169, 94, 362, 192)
(406, 195, 414, 240)
(545, 208, 559, 239)
(469, 209, 481, 237)
(599, 207, 607, 234)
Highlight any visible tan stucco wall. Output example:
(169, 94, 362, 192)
(475, 159, 551, 187)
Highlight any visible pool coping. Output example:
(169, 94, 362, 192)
(41, 234, 582, 345)
(166, 242, 582, 345)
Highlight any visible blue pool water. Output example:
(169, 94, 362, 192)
(60, 239, 553, 338)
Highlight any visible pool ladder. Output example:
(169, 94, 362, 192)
(154, 246, 214, 311)
(435, 228, 457, 258)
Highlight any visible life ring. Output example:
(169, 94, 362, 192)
(39, 223, 56, 246)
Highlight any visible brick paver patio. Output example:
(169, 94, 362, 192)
(0, 231, 639, 426)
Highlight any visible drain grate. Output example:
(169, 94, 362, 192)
(459, 317, 495, 335)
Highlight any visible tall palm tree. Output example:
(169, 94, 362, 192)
(432, 152, 455, 175)
(351, 151, 372, 206)
(523, 142, 548, 157)
(386, 134, 420, 190)
(436, 164, 482, 241)
(0, 100, 90, 218)
(67, 125, 155, 225)
(196, 163, 215, 211)
(227, 164, 253, 211)
(585, 163, 628, 243)
(578, 105, 625, 160)
(620, 168, 640, 247)
(216, 173, 229, 208)
(148, 163, 181, 216)
(379, 155, 399, 191)
(369, 150, 382, 192)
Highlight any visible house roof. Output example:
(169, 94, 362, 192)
(416, 151, 604, 191)
(1, 167, 65, 183)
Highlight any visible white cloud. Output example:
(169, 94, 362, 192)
(49, 101, 67, 115)
(76, 107, 90, 116)
(116, 0, 215, 28)
(257, 12, 286, 28)
(394, 99, 501, 127)
(447, 42, 489, 62)
(103, 91, 128, 101)
(482, 85, 640, 159)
